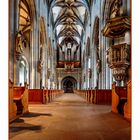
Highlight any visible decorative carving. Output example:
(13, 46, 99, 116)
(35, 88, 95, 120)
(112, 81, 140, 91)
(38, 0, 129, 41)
(37, 46, 44, 73)
(106, 43, 130, 81)
(37, 60, 43, 73)
(102, 16, 130, 38)
(102, 0, 131, 82)
(15, 31, 27, 60)
(112, 67, 126, 81)
(110, 0, 122, 19)
(96, 59, 101, 73)
(106, 43, 130, 68)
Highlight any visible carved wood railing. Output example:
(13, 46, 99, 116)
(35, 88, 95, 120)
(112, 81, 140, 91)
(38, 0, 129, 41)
(112, 82, 127, 114)
(106, 43, 130, 81)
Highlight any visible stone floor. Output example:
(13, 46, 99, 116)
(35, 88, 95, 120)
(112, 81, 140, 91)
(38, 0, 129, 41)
(9, 93, 131, 140)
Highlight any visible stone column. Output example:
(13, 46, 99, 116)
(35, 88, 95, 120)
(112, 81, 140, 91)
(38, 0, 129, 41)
(13, 0, 20, 85)
(106, 39, 111, 89)
(30, 11, 40, 88)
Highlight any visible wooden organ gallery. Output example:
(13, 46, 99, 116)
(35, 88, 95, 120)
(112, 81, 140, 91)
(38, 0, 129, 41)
(9, 0, 131, 139)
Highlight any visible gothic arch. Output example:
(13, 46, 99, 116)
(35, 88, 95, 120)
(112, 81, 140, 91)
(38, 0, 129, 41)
(18, 0, 36, 32)
(14, 0, 36, 85)
(15, 0, 37, 57)
(27, 0, 37, 22)
(61, 76, 77, 93)
(18, 55, 29, 85)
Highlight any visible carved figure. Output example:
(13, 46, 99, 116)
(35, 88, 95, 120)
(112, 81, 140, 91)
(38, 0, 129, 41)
(110, 0, 122, 18)
(16, 31, 26, 53)
(116, 50, 121, 62)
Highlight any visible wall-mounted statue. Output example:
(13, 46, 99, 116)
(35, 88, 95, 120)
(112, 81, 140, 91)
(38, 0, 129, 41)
(15, 31, 27, 54)
(110, 0, 122, 18)
(37, 60, 43, 73)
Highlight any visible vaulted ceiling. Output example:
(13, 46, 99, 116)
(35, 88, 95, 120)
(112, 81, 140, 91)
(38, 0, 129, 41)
(49, 0, 90, 46)
(19, 0, 31, 32)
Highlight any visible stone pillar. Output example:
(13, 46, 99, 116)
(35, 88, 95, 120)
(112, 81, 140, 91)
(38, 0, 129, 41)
(12, 0, 19, 85)
(41, 44, 45, 88)
(58, 77, 62, 90)
(44, 39, 48, 88)
(30, 13, 40, 88)
(106, 39, 111, 89)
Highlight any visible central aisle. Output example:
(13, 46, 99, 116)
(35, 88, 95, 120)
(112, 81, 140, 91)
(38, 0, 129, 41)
(10, 93, 131, 140)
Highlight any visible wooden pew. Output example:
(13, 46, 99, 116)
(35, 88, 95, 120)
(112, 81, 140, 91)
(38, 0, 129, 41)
(9, 80, 17, 122)
(95, 89, 112, 105)
(90, 90, 95, 103)
(124, 80, 131, 120)
(44, 89, 48, 103)
(28, 89, 45, 104)
(112, 82, 127, 115)
(13, 82, 29, 115)
(87, 89, 91, 102)
(74, 89, 87, 99)
(75, 89, 111, 105)
(9, 80, 29, 122)
(29, 89, 64, 104)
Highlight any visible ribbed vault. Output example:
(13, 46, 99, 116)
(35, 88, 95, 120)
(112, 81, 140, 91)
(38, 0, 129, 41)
(49, 0, 90, 66)
(51, 0, 89, 45)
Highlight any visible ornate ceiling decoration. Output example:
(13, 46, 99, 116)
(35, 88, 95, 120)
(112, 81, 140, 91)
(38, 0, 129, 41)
(19, 0, 31, 32)
(49, 0, 90, 46)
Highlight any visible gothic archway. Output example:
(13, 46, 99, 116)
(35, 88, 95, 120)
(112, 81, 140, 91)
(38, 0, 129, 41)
(61, 76, 77, 93)
(18, 56, 29, 86)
